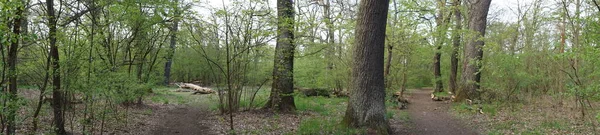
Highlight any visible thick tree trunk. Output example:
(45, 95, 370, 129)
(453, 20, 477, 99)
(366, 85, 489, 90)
(6, 2, 24, 134)
(47, 0, 66, 134)
(456, 0, 491, 101)
(264, 0, 296, 112)
(164, 2, 179, 86)
(449, 0, 462, 94)
(342, 0, 390, 133)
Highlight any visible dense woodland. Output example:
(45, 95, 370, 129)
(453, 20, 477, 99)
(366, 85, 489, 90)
(0, 0, 599, 134)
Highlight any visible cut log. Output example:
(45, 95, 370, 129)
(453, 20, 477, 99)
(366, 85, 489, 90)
(390, 91, 409, 109)
(176, 83, 215, 94)
(431, 93, 453, 101)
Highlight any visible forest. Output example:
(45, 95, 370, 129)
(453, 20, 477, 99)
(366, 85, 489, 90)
(0, 0, 599, 134)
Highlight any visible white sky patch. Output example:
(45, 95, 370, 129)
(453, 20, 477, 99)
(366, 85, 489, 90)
(196, 0, 533, 22)
(490, 0, 538, 22)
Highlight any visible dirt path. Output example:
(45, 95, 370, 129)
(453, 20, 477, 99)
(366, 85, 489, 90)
(150, 105, 218, 135)
(404, 89, 478, 135)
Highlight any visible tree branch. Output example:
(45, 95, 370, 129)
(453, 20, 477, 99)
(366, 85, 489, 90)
(59, 6, 98, 27)
(593, 0, 600, 12)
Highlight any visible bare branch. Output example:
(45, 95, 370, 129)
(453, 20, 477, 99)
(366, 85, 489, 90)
(593, 0, 600, 12)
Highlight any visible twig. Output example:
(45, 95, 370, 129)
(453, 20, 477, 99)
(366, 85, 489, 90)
(593, 0, 600, 12)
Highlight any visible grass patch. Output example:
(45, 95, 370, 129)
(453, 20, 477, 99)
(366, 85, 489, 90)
(296, 117, 365, 135)
(481, 104, 498, 116)
(540, 120, 565, 130)
(487, 130, 503, 135)
(493, 120, 523, 130)
(295, 96, 347, 115)
(521, 129, 543, 135)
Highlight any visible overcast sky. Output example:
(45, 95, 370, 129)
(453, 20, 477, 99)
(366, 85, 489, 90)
(199, 0, 537, 22)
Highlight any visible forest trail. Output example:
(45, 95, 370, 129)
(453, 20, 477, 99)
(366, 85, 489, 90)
(150, 105, 217, 135)
(405, 89, 478, 135)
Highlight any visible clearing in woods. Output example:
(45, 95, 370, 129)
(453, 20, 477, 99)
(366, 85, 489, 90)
(146, 88, 477, 134)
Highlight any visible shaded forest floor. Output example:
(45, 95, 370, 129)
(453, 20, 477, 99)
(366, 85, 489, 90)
(137, 88, 479, 134)
(118, 87, 599, 135)
(454, 94, 600, 134)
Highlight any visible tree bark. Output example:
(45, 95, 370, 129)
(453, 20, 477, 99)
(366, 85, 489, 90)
(433, 0, 449, 93)
(264, 0, 296, 112)
(6, 1, 24, 134)
(47, 0, 67, 134)
(456, 0, 491, 101)
(342, 0, 390, 133)
(449, 0, 462, 94)
(164, 0, 180, 86)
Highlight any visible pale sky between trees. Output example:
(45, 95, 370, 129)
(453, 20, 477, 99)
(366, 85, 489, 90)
(198, 0, 538, 23)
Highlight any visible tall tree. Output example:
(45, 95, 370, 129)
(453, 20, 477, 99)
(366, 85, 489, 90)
(433, 0, 451, 93)
(5, 0, 25, 134)
(342, 0, 390, 133)
(264, 0, 296, 112)
(164, 0, 180, 86)
(449, 0, 462, 94)
(456, 0, 492, 101)
(46, 0, 66, 134)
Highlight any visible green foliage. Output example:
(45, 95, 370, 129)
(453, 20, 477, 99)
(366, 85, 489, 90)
(596, 112, 600, 123)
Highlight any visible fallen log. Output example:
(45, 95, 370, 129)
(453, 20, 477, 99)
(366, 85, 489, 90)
(176, 83, 215, 94)
(391, 91, 409, 109)
(431, 93, 453, 101)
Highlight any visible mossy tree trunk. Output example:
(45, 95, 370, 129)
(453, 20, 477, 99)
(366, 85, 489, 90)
(264, 0, 296, 112)
(456, 0, 491, 101)
(449, 0, 462, 94)
(6, 0, 25, 134)
(433, 0, 451, 93)
(342, 0, 391, 133)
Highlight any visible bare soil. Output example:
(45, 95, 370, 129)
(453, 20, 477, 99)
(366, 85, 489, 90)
(404, 88, 478, 135)
(148, 105, 219, 135)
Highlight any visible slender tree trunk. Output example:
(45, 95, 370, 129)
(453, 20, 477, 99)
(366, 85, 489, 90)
(385, 45, 393, 77)
(385, 0, 399, 89)
(342, 0, 390, 133)
(433, 0, 449, 93)
(32, 52, 51, 133)
(449, 0, 462, 94)
(456, 0, 491, 101)
(164, 0, 180, 86)
(433, 45, 443, 92)
(264, 0, 296, 112)
(47, 0, 66, 134)
(324, 0, 335, 70)
(323, 0, 338, 90)
(6, 1, 24, 134)
(401, 57, 409, 97)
